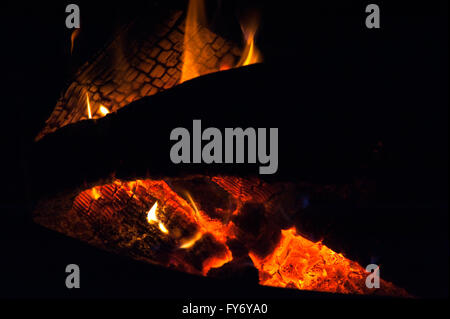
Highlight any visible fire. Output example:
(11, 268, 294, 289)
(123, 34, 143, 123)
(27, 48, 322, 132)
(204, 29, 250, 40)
(85, 93, 92, 119)
(146, 201, 169, 235)
(99, 105, 110, 116)
(90, 187, 102, 200)
(236, 22, 262, 67)
(249, 228, 408, 296)
(180, 0, 206, 82)
(70, 28, 80, 55)
(85, 186, 102, 200)
(85, 94, 111, 119)
(147, 201, 158, 223)
(249, 228, 365, 293)
(69, 178, 408, 297)
(185, 192, 233, 244)
(158, 222, 169, 234)
(180, 0, 263, 83)
(179, 231, 203, 249)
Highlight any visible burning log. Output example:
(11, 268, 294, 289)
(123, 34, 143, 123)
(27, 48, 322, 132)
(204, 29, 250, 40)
(31, 63, 391, 198)
(37, 0, 261, 141)
(33, 173, 409, 297)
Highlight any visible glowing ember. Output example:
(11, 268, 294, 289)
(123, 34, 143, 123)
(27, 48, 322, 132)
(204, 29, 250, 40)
(88, 187, 102, 200)
(201, 249, 233, 276)
(62, 177, 409, 297)
(185, 192, 234, 244)
(249, 228, 401, 294)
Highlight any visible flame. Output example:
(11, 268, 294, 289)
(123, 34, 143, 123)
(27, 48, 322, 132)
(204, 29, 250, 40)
(85, 93, 92, 119)
(147, 201, 158, 223)
(85, 94, 110, 119)
(236, 23, 262, 67)
(186, 193, 201, 223)
(70, 28, 80, 55)
(73, 178, 409, 297)
(180, 0, 262, 83)
(158, 222, 169, 234)
(86, 187, 101, 200)
(99, 105, 110, 116)
(146, 201, 169, 234)
(91, 187, 101, 200)
(180, 231, 203, 249)
(180, 0, 207, 83)
(185, 192, 233, 244)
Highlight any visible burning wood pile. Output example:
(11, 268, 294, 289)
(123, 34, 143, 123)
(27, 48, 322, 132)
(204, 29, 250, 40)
(32, 0, 410, 297)
(34, 175, 408, 296)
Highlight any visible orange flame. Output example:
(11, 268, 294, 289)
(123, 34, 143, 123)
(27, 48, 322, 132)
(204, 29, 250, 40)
(85, 93, 92, 119)
(236, 22, 262, 67)
(70, 28, 80, 55)
(249, 228, 364, 293)
(180, 0, 207, 83)
(87, 186, 101, 200)
(180, 0, 262, 83)
(185, 193, 233, 244)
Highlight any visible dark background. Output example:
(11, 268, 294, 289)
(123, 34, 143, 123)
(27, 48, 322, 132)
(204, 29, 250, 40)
(0, 0, 448, 306)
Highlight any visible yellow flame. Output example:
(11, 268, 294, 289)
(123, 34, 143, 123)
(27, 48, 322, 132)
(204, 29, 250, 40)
(159, 222, 169, 234)
(186, 193, 200, 216)
(180, 0, 207, 83)
(180, 0, 262, 83)
(146, 201, 169, 234)
(236, 25, 262, 67)
(86, 93, 92, 119)
(99, 105, 110, 116)
(90, 187, 101, 200)
(147, 201, 158, 223)
(180, 232, 203, 249)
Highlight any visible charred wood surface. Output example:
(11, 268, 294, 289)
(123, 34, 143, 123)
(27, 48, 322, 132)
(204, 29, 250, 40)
(31, 64, 399, 197)
(37, 9, 241, 140)
(33, 174, 409, 296)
